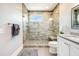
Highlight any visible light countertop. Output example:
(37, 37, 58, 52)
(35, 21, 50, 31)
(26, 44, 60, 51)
(59, 34, 79, 44)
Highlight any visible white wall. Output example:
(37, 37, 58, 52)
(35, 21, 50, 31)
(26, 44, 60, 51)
(59, 3, 79, 34)
(0, 3, 23, 56)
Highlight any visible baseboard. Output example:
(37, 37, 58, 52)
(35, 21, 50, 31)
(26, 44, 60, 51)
(11, 44, 23, 56)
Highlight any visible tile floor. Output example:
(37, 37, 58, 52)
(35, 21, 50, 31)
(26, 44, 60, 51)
(19, 46, 51, 56)
(19, 40, 57, 56)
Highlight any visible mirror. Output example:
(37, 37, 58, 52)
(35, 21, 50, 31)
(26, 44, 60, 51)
(71, 5, 79, 29)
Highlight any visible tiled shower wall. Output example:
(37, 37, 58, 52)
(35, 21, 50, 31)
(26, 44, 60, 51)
(22, 4, 28, 41)
(26, 5, 59, 40)
(49, 5, 59, 37)
(27, 12, 51, 40)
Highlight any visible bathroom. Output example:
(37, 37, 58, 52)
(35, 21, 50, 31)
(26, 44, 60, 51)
(0, 3, 79, 56)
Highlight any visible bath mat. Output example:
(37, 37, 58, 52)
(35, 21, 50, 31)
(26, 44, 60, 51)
(19, 48, 38, 56)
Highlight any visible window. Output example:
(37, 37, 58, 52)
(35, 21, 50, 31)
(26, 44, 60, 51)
(30, 15, 43, 22)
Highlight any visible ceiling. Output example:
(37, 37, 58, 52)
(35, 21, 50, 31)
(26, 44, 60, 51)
(24, 3, 57, 11)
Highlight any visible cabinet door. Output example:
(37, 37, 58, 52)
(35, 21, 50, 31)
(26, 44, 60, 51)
(57, 37, 62, 56)
(57, 37, 70, 56)
(70, 45, 79, 56)
(61, 42, 70, 56)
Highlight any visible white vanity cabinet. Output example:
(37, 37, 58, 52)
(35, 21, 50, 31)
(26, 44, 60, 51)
(57, 36, 79, 56)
